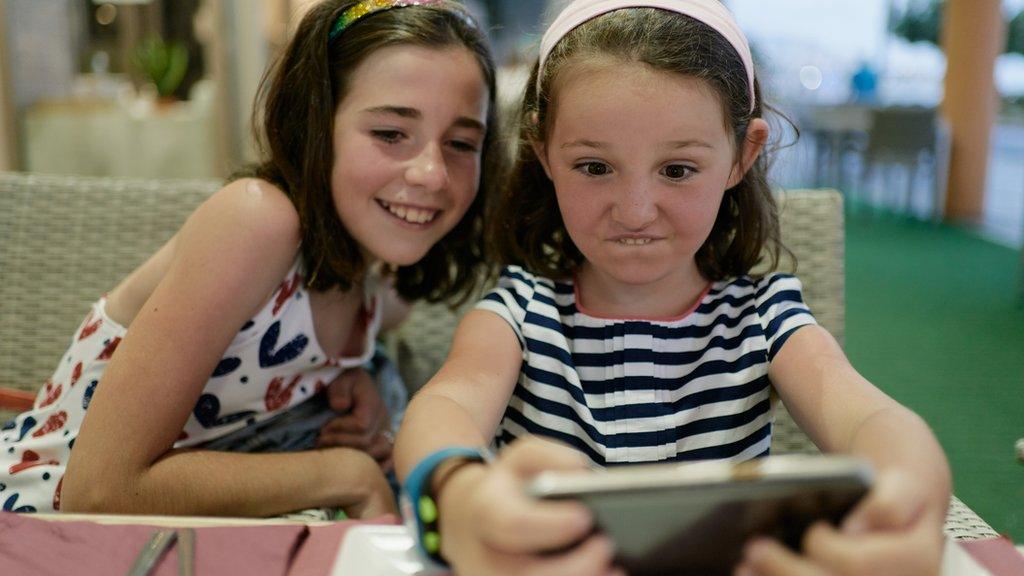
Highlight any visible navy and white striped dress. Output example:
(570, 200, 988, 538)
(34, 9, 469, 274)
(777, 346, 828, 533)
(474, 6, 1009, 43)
(476, 266, 817, 467)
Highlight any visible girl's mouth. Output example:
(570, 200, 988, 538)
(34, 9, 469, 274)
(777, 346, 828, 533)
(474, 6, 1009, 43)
(377, 199, 439, 225)
(616, 237, 653, 246)
(610, 235, 660, 246)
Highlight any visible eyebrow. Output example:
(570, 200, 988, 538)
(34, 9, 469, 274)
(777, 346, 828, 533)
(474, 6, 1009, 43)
(560, 139, 716, 150)
(362, 106, 486, 133)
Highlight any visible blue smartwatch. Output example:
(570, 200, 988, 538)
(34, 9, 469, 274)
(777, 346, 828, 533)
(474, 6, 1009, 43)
(401, 446, 493, 566)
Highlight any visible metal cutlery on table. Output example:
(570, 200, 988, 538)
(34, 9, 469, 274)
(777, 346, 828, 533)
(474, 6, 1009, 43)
(125, 527, 195, 576)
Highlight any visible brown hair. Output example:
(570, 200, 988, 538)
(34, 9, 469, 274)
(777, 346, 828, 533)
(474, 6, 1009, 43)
(489, 7, 791, 281)
(243, 0, 499, 306)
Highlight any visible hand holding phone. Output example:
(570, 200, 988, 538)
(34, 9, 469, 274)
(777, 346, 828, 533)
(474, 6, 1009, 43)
(526, 455, 873, 576)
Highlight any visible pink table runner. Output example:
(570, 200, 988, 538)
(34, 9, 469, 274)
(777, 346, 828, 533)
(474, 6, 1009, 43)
(0, 512, 398, 576)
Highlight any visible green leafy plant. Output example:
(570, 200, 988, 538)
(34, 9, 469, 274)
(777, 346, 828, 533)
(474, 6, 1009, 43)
(890, 0, 943, 46)
(890, 1, 1024, 55)
(132, 36, 189, 99)
(1008, 10, 1024, 55)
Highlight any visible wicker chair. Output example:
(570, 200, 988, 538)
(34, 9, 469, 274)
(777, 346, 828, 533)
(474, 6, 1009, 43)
(0, 172, 220, 396)
(0, 174, 997, 538)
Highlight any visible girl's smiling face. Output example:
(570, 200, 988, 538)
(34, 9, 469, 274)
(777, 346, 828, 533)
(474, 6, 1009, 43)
(536, 61, 767, 301)
(330, 44, 489, 267)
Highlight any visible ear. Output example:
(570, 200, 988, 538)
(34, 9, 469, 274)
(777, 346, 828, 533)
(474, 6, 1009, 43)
(528, 112, 553, 180)
(726, 118, 770, 189)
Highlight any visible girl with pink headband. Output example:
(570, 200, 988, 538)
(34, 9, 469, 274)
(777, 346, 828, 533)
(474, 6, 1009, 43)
(1, 0, 500, 519)
(396, 1, 950, 574)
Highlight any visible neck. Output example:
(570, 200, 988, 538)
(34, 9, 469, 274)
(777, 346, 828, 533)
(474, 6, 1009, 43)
(575, 262, 709, 320)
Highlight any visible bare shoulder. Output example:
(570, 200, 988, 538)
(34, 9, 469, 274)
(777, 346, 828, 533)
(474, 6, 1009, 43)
(453, 309, 519, 346)
(105, 179, 301, 322)
(438, 309, 522, 382)
(170, 178, 303, 299)
(195, 178, 301, 246)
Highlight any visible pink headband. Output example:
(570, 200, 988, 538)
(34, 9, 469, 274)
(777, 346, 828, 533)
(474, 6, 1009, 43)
(538, 0, 756, 112)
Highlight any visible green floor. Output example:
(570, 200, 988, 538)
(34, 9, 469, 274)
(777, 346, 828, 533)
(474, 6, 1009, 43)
(844, 208, 1024, 541)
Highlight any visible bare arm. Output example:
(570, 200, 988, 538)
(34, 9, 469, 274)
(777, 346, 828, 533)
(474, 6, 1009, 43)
(394, 309, 523, 482)
(769, 325, 951, 516)
(746, 324, 951, 575)
(393, 310, 614, 575)
(61, 179, 393, 517)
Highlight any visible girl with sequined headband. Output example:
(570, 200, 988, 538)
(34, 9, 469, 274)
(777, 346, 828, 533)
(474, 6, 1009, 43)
(0, 0, 499, 518)
(395, 0, 951, 573)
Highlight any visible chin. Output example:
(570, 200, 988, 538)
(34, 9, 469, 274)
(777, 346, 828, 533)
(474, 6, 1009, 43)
(371, 247, 430, 268)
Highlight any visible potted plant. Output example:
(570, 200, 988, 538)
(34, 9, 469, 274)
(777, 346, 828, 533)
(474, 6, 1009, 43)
(132, 36, 189, 102)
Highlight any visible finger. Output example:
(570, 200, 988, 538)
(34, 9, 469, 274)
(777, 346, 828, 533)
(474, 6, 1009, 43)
(321, 415, 382, 437)
(319, 430, 392, 457)
(502, 437, 592, 476)
(343, 379, 386, 429)
(842, 472, 923, 534)
(317, 416, 340, 436)
(480, 496, 596, 553)
(316, 431, 377, 450)
(803, 520, 942, 575)
(350, 380, 387, 426)
(326, 373, 357, 413)
(321, 410, 382, 436)
(742, 537, 832, 576)
(494, 533, 617, 576)
(365, 434, 394, 461)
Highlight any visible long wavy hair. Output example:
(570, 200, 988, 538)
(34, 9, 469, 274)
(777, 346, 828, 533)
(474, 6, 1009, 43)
(489, 7, 792, 281)
(241, 0, 499, 306)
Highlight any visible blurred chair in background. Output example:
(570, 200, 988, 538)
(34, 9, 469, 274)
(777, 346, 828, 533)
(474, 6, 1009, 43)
(857, 106, 951, 221)
(801, 104, 951, 223)
(0, 173, 219, 398)
(804, 104, 873, 194)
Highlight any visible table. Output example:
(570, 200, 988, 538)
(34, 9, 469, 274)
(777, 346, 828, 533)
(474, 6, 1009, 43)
(16, 498, 1006, 576)
(5, 511, 369, 576)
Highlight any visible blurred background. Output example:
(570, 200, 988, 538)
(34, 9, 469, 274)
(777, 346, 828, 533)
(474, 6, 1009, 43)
(0, 0, 1021, 540)
(1, 0, 1022, 241)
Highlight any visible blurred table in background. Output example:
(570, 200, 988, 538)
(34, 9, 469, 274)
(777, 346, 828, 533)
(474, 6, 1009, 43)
(23, 97, 217, 180)
(797, 103, 950, 221)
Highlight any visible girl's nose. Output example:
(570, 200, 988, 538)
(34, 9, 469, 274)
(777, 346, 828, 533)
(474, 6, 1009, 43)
(404, 142, 449, 192)
(611, 180, 658, 230)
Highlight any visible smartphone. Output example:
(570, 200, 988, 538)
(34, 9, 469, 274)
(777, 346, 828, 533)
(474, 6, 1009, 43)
(526, 455, 873, 576)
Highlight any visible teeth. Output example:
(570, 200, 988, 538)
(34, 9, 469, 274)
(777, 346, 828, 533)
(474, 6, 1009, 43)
(618, 238, 652, 246)
(380, 200, 438, 224)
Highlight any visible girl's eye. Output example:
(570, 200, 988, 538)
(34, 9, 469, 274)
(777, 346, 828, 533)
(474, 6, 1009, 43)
(372, 130, 405, 144)
(662, 164, 695, 180)
(576, 162, 611, 176)
(449, 140, 480, 153)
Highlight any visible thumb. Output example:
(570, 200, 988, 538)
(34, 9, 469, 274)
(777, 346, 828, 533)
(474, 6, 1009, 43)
(501, 436, 591, 478)
(842, 471, 923, 535)
(327, 372, 358, 413)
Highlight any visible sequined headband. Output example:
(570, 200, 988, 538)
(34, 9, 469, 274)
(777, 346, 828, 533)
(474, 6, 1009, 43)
(539, 0, 756, 113)
(328, 0, 473, 42)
